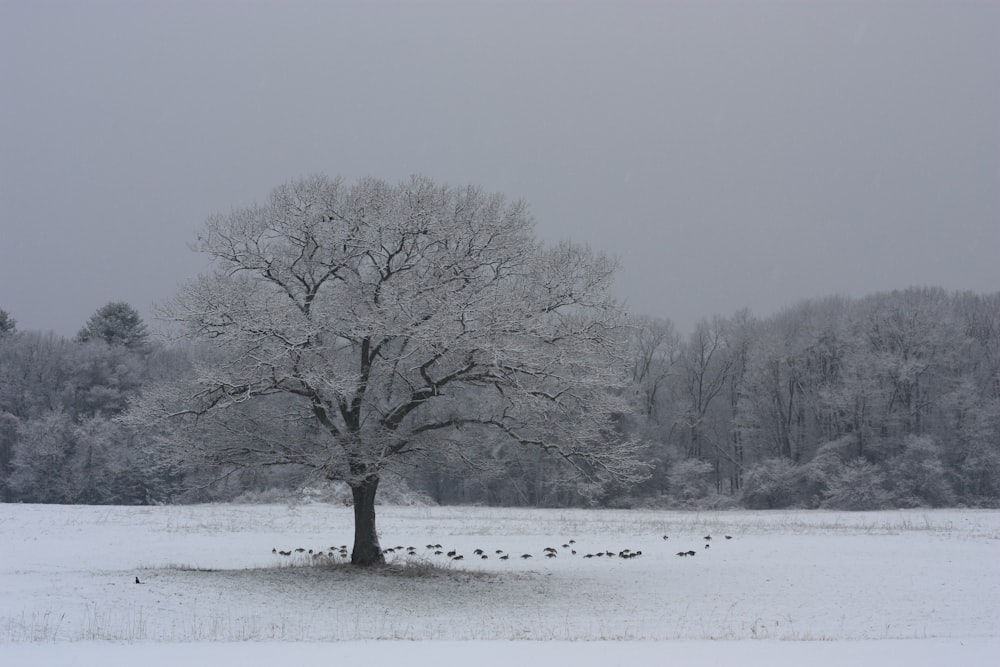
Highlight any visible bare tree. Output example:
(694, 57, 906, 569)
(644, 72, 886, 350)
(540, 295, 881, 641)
(629, 316, 680, 421)
(675, 318, 732, 461)
(125, 175, 643, 565)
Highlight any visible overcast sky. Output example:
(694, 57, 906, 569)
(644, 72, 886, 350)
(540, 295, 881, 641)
(1, 0, 997, 338)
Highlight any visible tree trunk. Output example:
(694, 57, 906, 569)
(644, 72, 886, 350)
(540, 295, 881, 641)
(350, 474, 385, 566)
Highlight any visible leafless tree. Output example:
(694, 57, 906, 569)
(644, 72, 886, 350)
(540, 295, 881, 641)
(124, 175, 644, 565)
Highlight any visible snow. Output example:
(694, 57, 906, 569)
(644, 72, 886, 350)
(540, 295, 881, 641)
(1, 504, 998, 665)
(1, 639, 997, 667)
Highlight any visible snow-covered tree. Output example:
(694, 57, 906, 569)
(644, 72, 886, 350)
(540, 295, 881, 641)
(0, 309, 16, 338)
(125, 175, 644, 565)
(76, 302, 149, 351)
(675, 317, 733, 460)
(629, 315, 680, 421)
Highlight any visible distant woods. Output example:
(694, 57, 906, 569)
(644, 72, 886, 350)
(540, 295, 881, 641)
(1, 287, 998, 508)
(623, 288, 1000, 509)
(0, 302, 180, 503)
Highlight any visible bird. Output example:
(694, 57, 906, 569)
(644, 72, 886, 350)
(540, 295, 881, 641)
(585, 554, 595, 558)
(545, 552, 557, 558)
(495, 549, 504, 554)
(725, 535, 733, 540)
(447, 550, 457, 557)
(705, 544, 710, 549)
(676, 552, 687, 557)
(521, 554, 532, 559)
(662, 535, 669, 540)
(500, 554, 510, 560)
(473, 549, 485, 556)
(703, 536, 712, 541)
(452, 555, 464, 561)
(686, 550, 696, 556)
(135, 576, 143, 584)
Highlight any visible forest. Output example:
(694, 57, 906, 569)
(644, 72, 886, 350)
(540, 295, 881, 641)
(1, 286, 998, 509)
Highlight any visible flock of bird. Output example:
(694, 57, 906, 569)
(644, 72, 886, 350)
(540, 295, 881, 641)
(674, 533, 734, 557)
(272, 534, 735, 563)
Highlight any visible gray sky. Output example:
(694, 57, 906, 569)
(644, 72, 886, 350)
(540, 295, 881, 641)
(2, 0, 998, 337)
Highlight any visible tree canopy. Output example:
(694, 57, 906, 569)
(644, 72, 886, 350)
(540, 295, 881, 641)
(76, 301, 149, 351)
(127, 174, 643, 564)
(0, 309, 16, 338)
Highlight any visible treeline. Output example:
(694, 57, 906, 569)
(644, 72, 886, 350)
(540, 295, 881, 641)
(623, 287, 1000, 509)
(0, 303, 186, 503)
(2, 287, 999, 508)
(409, 287, 1000, 509)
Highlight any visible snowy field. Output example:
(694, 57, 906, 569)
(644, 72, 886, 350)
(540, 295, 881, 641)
(1, 503, 997, 665)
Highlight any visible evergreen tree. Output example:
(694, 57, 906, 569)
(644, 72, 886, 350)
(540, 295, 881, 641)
(76, 302, 149, 351)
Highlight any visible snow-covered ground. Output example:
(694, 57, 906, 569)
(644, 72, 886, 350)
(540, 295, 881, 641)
(1, 504, 997, 665)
